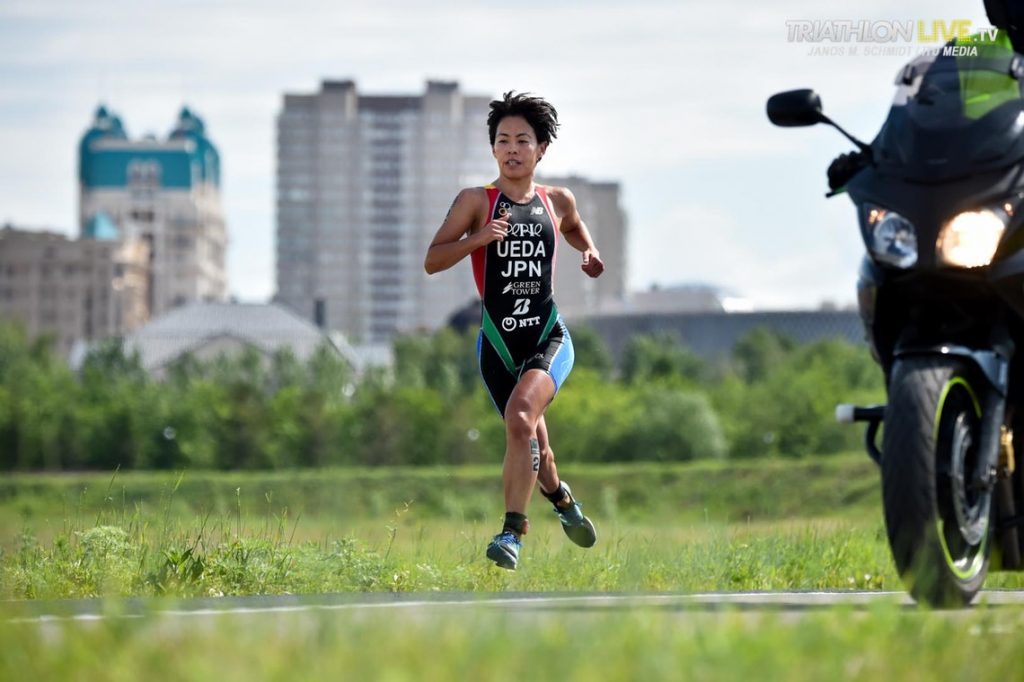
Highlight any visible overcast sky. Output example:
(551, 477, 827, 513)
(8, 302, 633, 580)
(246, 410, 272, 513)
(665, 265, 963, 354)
(0, 0, 990, 309)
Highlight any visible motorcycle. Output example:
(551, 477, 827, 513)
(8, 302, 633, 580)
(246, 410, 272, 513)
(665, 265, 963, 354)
(767, 52, 1024, 607)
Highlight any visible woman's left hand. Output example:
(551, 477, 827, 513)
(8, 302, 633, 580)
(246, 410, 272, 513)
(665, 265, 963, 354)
(581, 250, 604, 278)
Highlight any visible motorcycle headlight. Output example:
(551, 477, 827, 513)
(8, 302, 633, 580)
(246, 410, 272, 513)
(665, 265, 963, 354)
(936, 208, 1008, 268)
(865, 206, 918, 268)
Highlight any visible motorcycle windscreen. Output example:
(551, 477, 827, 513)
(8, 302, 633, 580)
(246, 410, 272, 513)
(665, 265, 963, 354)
(871, 39, 1024, 183)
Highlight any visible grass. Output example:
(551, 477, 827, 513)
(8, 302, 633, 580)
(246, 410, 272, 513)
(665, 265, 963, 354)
(4, 457, 1024, 679)
(0, 454, 882, 533)
(5, 455, 1024, 598)
(0, 455, 903, 599)
(1, 517, 907, 599)
(8, 454, 1024, 598)
(2, 604, 1024, 681)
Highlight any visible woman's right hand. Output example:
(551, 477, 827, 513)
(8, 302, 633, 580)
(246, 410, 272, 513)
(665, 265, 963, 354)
(477, 219, 510, 245)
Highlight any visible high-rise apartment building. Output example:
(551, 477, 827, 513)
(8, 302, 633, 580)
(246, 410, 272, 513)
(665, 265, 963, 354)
(79, 105, 227, 317)
(275, 82, 630, 341)
(275, 80, 493, 343)
(535, 175, 628, 319)
(0, 225, 150, 357)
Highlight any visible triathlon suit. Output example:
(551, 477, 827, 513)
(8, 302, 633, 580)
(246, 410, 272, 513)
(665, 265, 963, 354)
(472, 184, 575, 417)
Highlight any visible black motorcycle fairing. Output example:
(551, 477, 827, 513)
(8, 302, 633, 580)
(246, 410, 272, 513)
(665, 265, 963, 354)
(847, 163, 1024, 270)
(990, 243, 1024, 322)
(872, 55, 1024, 183)
(856, 256, 886, 365)
(861, 265, 1001, 366)
(873, 101, 1024, 183)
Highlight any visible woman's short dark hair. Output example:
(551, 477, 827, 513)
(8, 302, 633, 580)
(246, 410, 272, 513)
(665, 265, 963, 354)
(487, 91, 559, 146)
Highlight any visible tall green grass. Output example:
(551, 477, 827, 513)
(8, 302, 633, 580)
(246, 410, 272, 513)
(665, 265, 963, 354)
(3, 517, 907, 599)
(4, 456, 1024, 600)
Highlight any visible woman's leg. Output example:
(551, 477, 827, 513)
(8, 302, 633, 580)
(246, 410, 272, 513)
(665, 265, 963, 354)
(502, 369, 555, 514)
(536, 415, 563, 498)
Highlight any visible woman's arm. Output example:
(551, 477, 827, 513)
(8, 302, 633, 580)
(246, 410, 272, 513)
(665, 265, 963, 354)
(424, 189, 508, 274)
(548, 186, 605, 278)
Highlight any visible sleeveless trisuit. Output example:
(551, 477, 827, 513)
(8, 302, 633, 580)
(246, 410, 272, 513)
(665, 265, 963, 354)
(471, 185, 574, 416)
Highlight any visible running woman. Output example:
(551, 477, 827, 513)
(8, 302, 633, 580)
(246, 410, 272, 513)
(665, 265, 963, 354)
(424, 91, 605, 569)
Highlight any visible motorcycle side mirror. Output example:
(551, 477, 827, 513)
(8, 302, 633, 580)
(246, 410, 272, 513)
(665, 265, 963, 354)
(767, 88, 873, 156)
(766, 89, 826, 127)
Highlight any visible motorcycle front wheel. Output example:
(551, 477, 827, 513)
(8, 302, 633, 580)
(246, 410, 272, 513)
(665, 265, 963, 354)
(881, 356, 993, 607)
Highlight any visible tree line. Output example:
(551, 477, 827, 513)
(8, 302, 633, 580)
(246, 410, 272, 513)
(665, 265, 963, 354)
(0, 321, 884, 470)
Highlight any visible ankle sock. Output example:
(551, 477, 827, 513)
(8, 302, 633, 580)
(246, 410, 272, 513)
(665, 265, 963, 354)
(503, 512, 528, 537)
(542, 483, 571, 508)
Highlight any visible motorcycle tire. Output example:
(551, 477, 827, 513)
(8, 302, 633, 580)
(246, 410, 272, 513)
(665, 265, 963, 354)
(881, 356, 993, 607)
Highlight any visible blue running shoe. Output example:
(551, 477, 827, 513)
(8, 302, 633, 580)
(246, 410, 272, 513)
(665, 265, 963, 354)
(486, 531, 521, 570)
(554, 482, 597, 548)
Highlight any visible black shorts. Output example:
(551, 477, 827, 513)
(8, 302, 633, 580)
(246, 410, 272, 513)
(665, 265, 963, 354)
(477, 317, 575, 417)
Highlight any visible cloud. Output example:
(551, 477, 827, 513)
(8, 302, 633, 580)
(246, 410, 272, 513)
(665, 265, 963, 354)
(633, 193, 864, 310)
(0, 0, 991, 306)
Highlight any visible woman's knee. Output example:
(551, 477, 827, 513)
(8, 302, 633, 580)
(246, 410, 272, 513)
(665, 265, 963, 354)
(504, 403, 536, 442)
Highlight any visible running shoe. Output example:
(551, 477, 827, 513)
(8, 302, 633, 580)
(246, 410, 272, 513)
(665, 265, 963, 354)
(553, 482, 597, 548)
(486, 531, 521, 570)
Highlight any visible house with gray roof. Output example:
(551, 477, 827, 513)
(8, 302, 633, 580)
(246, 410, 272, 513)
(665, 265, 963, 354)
(119, 302, 359, 377)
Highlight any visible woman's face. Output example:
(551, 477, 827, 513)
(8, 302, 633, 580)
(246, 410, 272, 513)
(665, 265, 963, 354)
(492, 115, 547, 180)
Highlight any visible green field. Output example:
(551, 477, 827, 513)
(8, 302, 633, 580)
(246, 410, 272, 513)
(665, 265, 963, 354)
(3, 605, 1024, 681)
(0, 455, 902, 598)
(4, 456, 1024, 679)
(0, 454, 885, 527)
(4, 454, 1024, 599)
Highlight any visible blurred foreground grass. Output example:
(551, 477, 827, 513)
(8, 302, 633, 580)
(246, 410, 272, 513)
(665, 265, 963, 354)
(2, 604, 1023, 681)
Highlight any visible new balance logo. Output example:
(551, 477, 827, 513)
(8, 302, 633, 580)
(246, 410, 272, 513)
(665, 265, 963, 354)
(531, 206, 544, 216)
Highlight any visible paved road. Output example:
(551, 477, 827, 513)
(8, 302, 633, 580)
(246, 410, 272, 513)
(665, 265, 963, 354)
(7, 590, 1024, 624)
